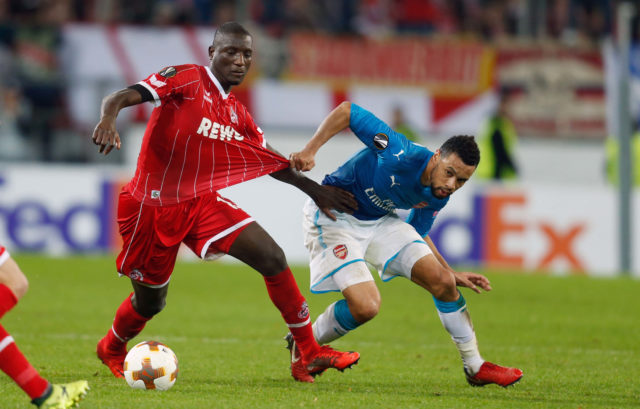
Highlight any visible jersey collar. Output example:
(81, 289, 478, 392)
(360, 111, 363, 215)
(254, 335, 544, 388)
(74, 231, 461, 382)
(205, 66, 229, 100)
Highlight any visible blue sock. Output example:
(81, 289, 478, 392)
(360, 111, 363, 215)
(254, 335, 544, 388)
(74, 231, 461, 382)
(333, 299, 360, 331)
(433, 291, 466, 313)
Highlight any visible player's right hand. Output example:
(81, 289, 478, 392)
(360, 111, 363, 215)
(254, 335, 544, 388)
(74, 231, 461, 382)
(92, 117, 121, 155)
(313, 185, 358, 221)
(289, 150, 315, 171)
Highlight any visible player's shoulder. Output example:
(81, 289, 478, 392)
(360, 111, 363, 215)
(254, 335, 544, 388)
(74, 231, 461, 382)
(406, 141, 431, 155)
(155, 64, 203, 80)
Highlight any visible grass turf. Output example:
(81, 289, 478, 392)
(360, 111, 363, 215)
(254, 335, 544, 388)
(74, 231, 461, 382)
(0, 254, 638, 408)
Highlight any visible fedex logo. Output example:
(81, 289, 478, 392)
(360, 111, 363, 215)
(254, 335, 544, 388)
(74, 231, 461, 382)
(0, 175, 121, 252)
(196, 117, 244, 141)
(429, 192, 587, 273)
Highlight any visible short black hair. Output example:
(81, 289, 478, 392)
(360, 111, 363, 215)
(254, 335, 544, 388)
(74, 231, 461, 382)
(213, 22, 251, 46)
(440, 135, 480, 167)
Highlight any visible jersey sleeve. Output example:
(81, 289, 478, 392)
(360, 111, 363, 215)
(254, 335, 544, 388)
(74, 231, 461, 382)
(349, 103, 409, 156)
(406, 207, 438, 237)
(137, 65, 198, 108)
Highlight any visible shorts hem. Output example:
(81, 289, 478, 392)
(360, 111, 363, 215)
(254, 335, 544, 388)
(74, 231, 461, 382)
(310, 258, 366, 293)
(117, 272, 171, 288)
(381, 239, 428, 280)
(200, 217, 254, 259)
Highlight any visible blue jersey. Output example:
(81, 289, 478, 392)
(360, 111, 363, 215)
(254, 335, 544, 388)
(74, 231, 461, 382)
(322, 103, 449, 237)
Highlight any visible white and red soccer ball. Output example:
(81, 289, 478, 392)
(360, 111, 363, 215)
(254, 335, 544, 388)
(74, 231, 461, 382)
(124, 341, 178, 391)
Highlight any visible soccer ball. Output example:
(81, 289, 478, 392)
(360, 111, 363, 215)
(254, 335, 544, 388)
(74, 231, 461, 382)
(123, 341, 178, 391)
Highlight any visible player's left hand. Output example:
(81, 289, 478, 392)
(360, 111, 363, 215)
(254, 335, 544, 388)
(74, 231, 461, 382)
(312, 185, 358, 221)
(453, 271, 492, 294)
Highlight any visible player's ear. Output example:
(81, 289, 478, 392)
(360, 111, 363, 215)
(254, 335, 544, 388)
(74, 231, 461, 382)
(208, 45, 215, 60)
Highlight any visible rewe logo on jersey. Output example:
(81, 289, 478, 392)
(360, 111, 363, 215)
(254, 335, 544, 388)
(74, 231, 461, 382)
(197, 117, 245, 141)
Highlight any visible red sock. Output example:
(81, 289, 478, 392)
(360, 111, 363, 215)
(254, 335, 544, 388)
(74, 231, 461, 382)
(0, 324, 49, 399)
(263, 267, 320, 358)
(103, 293, 150, 350)
(0, 284, 18, 319)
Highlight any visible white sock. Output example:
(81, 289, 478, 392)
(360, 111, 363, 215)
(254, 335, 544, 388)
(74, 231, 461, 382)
(437, 304, 484, 374)
(312, 301, 348, 345)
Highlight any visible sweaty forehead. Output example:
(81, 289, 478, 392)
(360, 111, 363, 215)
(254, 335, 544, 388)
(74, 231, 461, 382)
(214, 33, 252, 50)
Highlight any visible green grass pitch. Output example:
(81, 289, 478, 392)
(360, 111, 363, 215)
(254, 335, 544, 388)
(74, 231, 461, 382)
(1, 254, 639, 408)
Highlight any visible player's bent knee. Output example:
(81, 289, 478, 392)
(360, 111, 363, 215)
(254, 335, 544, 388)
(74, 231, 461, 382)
(349, 297, 381, 323)
(352, 302, 379, 323)
(13, 274, 28, 299)
(0, 260, 29, 300)
(259, 246, 288, 276)
(9, 274, 29, 300)
(429, 279, 458, 302)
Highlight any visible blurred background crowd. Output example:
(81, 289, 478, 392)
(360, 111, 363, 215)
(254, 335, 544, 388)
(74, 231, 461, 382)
(1, 0, 615, 43)
(0, 0, 622, 163)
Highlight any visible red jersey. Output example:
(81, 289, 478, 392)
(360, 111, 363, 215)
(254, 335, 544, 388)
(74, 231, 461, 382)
(125, 64, 288, 206)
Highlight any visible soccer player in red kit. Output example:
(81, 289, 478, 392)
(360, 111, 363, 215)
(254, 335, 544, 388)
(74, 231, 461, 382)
(91, 22, 360, 383)
(0, 246, 89, 408)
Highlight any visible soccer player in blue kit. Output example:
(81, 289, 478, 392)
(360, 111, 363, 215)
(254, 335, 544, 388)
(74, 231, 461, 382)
(287, 101, 523, 387)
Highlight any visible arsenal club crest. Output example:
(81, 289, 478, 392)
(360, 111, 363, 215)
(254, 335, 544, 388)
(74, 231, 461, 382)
(333, 244, 348, 260)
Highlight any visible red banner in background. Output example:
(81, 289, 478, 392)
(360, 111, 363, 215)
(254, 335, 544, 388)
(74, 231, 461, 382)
(496, 45, 606, 139)
(288, 34, 494, 96)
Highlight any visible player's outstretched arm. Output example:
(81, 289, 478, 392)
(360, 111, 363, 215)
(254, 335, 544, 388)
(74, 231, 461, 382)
(92, 88, 143, 155)
(270, 167, 357, 221)
(290, 101, 352, 171)
(423, 235, 492, 293)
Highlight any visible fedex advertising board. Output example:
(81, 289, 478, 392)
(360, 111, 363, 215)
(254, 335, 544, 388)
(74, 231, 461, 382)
(427, 185, 629, 276)
(0, 165, 638, 277)
(0, 166, 122, 254)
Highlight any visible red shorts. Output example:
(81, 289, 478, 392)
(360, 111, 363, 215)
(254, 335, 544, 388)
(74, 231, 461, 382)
(115, 190, 252, 287)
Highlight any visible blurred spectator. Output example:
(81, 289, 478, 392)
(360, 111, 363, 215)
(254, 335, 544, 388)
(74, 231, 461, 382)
(354, 0, 393, 38)
(0, 85, 30, 161)
(476, 88, 519, 181)
(555, 0, 612, 47)
(250, 0, 286, 37)
(212, 0, 235, 26)
(391, 106, 420, 143)
(605, 126, 640, 186)
(392, 0, 439, 35)
(11, 0, 68, 162)
(317, 0, 358, 35)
